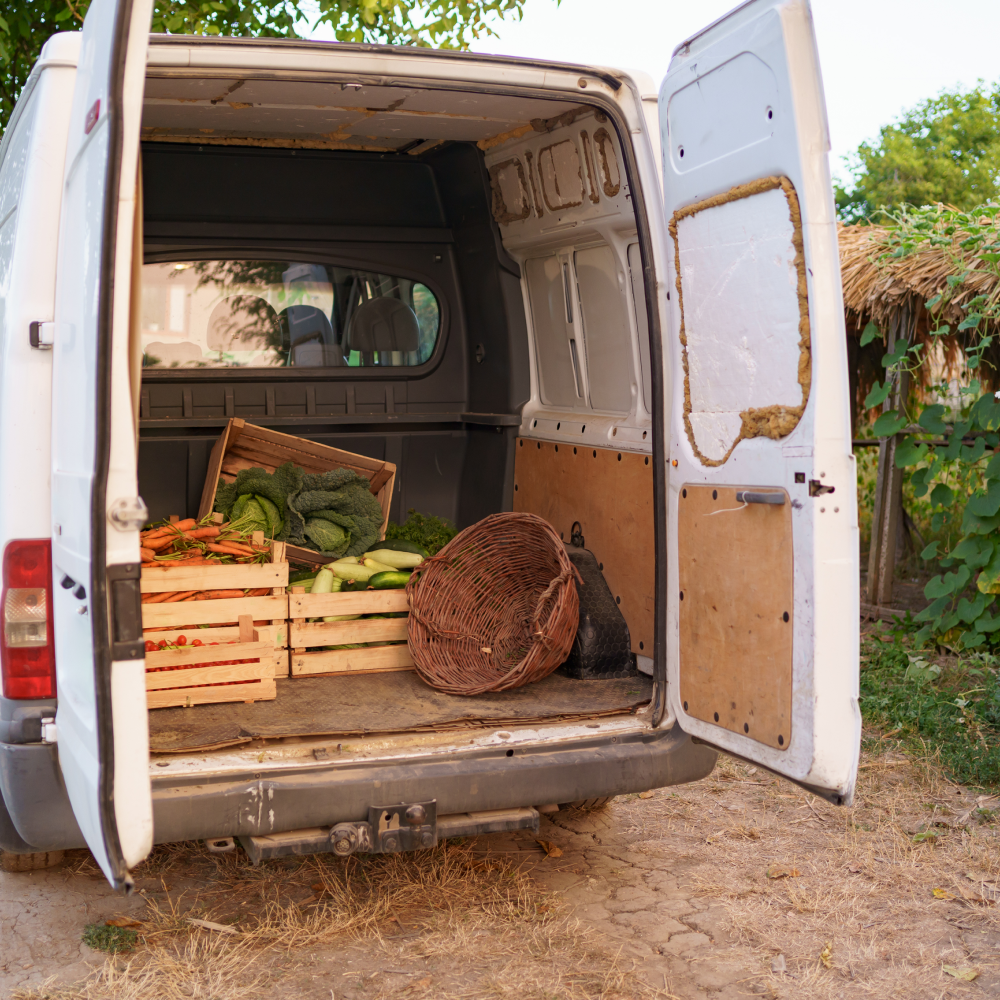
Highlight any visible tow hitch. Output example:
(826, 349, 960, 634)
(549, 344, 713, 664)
(237, 804, 540, 864)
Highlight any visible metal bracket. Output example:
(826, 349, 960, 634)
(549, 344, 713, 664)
(808, 480, 835, 497)
(106, 563, 144, 661)
(367, 800, 438, 853)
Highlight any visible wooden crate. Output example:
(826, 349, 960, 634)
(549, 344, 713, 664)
(144, 616, 276, 709)
(288, 589, 413, 677)
(196, 418, 396, 569)
(142, 540, 290, 680)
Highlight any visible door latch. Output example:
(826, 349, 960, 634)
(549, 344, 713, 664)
(106, 563, 144, 660)
(29, 321, 54, 350)
(108, 497, 149, 532)
(808, 480, 835, 497)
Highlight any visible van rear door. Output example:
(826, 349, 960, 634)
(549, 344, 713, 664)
(660, 0, 859, 802)
(51, 0, 153, 885)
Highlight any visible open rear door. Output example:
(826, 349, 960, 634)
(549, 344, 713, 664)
(51, 0, 153, 884)
(660, 0, 859, 803)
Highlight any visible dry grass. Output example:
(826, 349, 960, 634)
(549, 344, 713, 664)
(14, 842, 663, 1000)
(674, 746, 1000, 997)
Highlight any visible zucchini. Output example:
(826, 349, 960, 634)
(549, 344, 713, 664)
(342, 579, 372, 592)
(362, 556, 397, 574)
(311, 568, 336, 595)
(366, 539, 429, 558)
(328, 560, 380, 583)
(368, 571, 410, 590)
(364, 548, 423, 570)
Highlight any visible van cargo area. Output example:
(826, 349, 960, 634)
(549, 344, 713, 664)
(136, 64, 657, 765)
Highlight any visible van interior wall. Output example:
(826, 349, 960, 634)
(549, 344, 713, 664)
(137, 140, 527, 529)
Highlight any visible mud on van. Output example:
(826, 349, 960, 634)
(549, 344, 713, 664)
(0, 0, 859, 887)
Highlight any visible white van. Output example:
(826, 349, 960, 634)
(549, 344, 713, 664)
(0, 0, 859, 887)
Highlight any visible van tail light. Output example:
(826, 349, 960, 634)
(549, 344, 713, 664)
(1, 539, 56, 699)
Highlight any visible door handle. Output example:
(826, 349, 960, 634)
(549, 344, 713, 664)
(735, 491, 785, 505)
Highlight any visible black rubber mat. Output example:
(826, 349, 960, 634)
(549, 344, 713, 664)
(147, 671, 653, 753)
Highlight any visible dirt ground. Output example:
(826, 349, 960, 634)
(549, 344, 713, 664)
(3, 736, 999, 1000)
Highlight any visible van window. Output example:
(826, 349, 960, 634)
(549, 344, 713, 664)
(141, 260, 440, 370)
(0, 95, 40, 309)
(575, 245, 632, 413)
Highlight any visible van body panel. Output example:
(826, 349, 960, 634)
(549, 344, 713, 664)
(50, 0, 153, 884)
(659, 0, 859, 801)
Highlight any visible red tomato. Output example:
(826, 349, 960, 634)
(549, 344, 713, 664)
(144, 640, 158, 653)
(191, 639, 203, 647)
(157, 640, 168, 649)
(176, 635, 187, 646)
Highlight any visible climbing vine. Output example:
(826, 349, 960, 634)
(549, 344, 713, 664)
(862, 204, 1000, 649)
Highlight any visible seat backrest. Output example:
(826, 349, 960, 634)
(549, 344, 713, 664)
(345, 297, 420, 353)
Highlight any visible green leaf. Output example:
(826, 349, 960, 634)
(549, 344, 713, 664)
(918, 404, 948, 434)
(930, 324, 951, 337)
(910, 467, 931, 497)
(978, 545, 1000, 594)
(959, 631, 986, 650)
(925, 565, 971, 599)
(958, 313, 983, 331)
(873, 411, 907, 437)
(967, 477, 1000, 517)
(925, 294, 942, 309)
(894, 436, 927, 468)
(957, 592, 988, 623)
(953, 537, 995, 568)
(973, 610, 1000, 632)
(864, 380, 892, 409)
(961, 437, 988, 463)
(985, 451, 1000, 479)
(920, 541, 940, 560)
(913, 595, 949, 621)
(930, 483, 955, 508)
(964, 509, 1000, 536)
(971, 393, 1000, 431)
(859, 321, 880, 346)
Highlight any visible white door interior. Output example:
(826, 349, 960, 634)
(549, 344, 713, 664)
(659, 0, 859, 802)
(51, 0, 153, 884)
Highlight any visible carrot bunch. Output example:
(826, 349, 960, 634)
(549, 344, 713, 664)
(139, 515, 275, 604)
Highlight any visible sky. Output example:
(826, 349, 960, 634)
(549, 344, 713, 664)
(454, 0, 1000, 188)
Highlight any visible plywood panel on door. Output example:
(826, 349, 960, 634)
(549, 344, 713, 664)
(513, 439, 653, 655)
(677, 485, 793, 750)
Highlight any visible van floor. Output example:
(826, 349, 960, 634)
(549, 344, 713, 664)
(147, 671, 653, 753)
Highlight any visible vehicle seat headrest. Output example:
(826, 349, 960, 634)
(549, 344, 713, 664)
(345, 297, 419, 353)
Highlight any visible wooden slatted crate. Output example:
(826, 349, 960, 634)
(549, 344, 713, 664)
(142, 540, 290, 682)
(144, 616, 275, 709)
(196, 418, 396, 569)
(288, 589, 413, 677)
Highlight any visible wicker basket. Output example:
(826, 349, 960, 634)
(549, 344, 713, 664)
(405, 512, 581, 695)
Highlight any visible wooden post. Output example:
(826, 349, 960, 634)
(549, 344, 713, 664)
(866, 307, 912, 605)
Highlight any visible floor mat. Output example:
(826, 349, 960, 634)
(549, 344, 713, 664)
(147, 671, 653, 753)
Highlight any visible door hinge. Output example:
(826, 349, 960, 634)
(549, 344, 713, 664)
(108, 497, 149, 532)
(107, 563, 144, 661)
(29, 321, 54, 350)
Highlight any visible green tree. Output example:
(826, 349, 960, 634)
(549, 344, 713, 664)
(836, 83, 1000, 224)
(0, 0, 524, 132)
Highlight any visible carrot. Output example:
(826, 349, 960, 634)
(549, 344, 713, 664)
(206, 543, 255, 556)
(143, 592, 179, 604)
(190, 589, 244, 601)
(185, 527, 222, 539)
(163, 591, 198, 603)
(169, 518, 198, 533)
(140, 547, 157, 561)
(144, 536, 177, 552)
(245, 588, 270, 597)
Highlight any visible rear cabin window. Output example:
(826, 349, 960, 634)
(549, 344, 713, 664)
(141, 260, 440, 370)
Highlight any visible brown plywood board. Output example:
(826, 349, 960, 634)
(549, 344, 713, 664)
(677, 485, 793, 750)
(513, 439, 653, 655)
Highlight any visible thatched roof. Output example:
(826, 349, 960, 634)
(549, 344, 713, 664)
(839, 224, 1000, 333)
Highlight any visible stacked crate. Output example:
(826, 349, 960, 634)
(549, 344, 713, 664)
(288, 587, 413, 677)
(141, 539, 289, 707)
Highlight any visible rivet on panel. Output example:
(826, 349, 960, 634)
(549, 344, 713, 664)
(712, 489, 717, 500)
(672, 459, 678, 467)
(782, 611, 789, 622)
(778, 734, 784, 746)
(683, 701, 688, 711)
(713, 712, 719, 722)
(578, 77, 588, 88)
(679, 591, 684, 601)
(682, 488, 687, 498)
(743, 723, 749, 734)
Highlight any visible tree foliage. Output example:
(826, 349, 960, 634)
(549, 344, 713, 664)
(0, 0, 524, 132)
(836, 83, 1000, 224)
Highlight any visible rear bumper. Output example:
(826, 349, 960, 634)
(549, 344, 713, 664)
(150, 726, 716, 844)
(0, 727, 717, 852)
